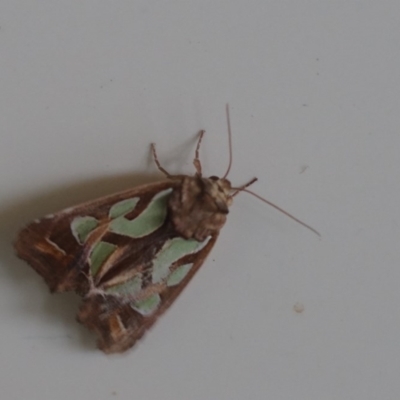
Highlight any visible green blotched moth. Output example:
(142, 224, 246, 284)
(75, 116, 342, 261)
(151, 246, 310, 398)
(14, 106, 319, 353)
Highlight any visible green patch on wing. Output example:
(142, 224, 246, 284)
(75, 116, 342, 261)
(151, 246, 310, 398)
(109, 197, 139, 219)
(106, 275, 142, 296)
(167, 263, 193, 286)
(90, 241, 117, 276)
(108, 189, 172, 238)
(71, 216, 99, 244)
(132, 294, 161, 316)
(152, 238, 202, 284)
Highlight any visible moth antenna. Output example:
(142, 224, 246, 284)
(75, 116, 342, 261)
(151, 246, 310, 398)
(234, 187, 321, 237)
(151, 143, 171, 177)
(231, 177, 258, 197)
(193, 130, 205, 176)
(222, 104, 233, 179)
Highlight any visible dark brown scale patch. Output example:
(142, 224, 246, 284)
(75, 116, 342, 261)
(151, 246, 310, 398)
(141, 264, 153, 288)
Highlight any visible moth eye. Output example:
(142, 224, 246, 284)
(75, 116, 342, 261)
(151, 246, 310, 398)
(209, 176, 219, 181)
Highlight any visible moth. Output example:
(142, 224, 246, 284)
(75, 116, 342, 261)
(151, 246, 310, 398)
(14, 106, 319, 353)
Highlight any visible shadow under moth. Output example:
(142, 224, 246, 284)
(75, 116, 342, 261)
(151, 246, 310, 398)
(14, 106, 319, 353)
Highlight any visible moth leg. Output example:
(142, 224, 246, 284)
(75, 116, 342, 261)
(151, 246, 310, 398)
(151, 143, 171, 177)
(193, 130, 205, 176)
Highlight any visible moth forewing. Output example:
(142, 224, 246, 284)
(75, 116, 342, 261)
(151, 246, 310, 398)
(14, 174, 228, 353)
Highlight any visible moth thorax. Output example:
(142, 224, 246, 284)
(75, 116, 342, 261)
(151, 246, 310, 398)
(168, 176, 233, 242)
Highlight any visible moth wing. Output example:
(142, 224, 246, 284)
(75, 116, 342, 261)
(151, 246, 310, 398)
(77, 233, 218, 353)
(15, 179, 218, 353)
(14, 180, 177, 293)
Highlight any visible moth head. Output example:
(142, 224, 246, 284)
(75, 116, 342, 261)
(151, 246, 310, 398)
(204, 176, 233, 212)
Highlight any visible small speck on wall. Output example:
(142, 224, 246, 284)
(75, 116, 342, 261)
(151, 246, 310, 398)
(293, 302, 305, 313)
